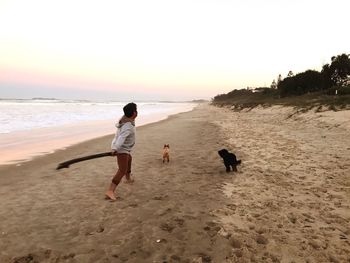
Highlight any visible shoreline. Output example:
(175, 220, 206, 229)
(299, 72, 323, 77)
(1, 104, 349, 262)
(0, 105, 196, 166)
(0, 108, 197, 186)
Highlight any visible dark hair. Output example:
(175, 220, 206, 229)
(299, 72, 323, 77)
(123, 102, 137, 117)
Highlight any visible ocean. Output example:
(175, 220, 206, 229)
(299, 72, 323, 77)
(0, 99, 196, 164)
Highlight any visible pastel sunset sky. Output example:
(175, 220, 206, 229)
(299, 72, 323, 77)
(0, 0, 349, 101)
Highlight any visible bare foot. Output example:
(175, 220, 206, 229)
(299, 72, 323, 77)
(105, 191, 117, 201)
(125, 178, 135, 184)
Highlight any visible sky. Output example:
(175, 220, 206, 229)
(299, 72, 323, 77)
(0, 0, 349, 101)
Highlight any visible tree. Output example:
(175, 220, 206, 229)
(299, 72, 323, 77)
(270, 79, 277, 89)
(277, 70, 325, 97)
(277, 74, 282, 85)
(329, 53, 350, 86)
(321, 63, 334, 89)
(212, 89, 253, 101)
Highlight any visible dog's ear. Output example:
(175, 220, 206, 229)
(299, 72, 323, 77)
(164, 144, 166, 148)
(167, 144, 170, 148)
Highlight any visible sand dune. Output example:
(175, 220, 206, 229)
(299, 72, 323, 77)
(0, 104, 349, 262)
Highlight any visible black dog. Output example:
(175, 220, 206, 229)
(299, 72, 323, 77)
(218, 149, 241, 172)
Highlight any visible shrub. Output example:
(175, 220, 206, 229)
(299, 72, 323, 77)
(338, 85, 350, 95)
(325, 85, 350, 95)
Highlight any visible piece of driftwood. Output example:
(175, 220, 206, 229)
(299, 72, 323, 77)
(56, 152, 114, 170)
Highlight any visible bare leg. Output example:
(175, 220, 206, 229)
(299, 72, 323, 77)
(125, 154, 134, 183)
(105, 154, 129, 200)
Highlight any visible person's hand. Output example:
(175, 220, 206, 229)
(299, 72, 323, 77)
(111, 150, 117, 156)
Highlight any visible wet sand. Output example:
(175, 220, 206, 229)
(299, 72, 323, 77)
(0, 104, 349, 262)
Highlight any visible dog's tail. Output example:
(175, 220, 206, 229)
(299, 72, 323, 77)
(236, 159, 241, 165)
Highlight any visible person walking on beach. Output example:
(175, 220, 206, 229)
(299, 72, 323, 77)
(105, 102, 137, 201)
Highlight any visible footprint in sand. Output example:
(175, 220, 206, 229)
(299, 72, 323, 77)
(287, 213, 297, 224)
(14, 254, 37, 263)
(160, 222, 175, 232)
(13, 250, 74, 263)
(159, 217, 186, 233)
(203, 221, 221, 237)
(256, 234, 268, 245)
(157, 207, 172, 216)
(173, 217, 185, 227)
(339, 234, 347, 240)
(85, 225, 105, 235)
(170, 254, 181, 261)
(152, 194, 168, 200)
(194, 253, 212, 263)
(229, 237, 242, 248)
(226, 204, 237, 212)
(97, 225, 104, 233)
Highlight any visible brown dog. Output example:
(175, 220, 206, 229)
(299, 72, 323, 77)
(162, 144, 170, 163)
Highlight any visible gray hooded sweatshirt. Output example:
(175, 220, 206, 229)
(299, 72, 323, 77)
(111, 116, 135, 154)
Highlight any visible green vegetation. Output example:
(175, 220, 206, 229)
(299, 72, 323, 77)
(212, 53, 350, 111)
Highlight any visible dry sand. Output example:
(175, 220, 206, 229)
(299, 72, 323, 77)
(0, 104, 349, 262)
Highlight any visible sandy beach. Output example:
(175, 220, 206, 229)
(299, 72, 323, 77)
(0, 104, 349, 262)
